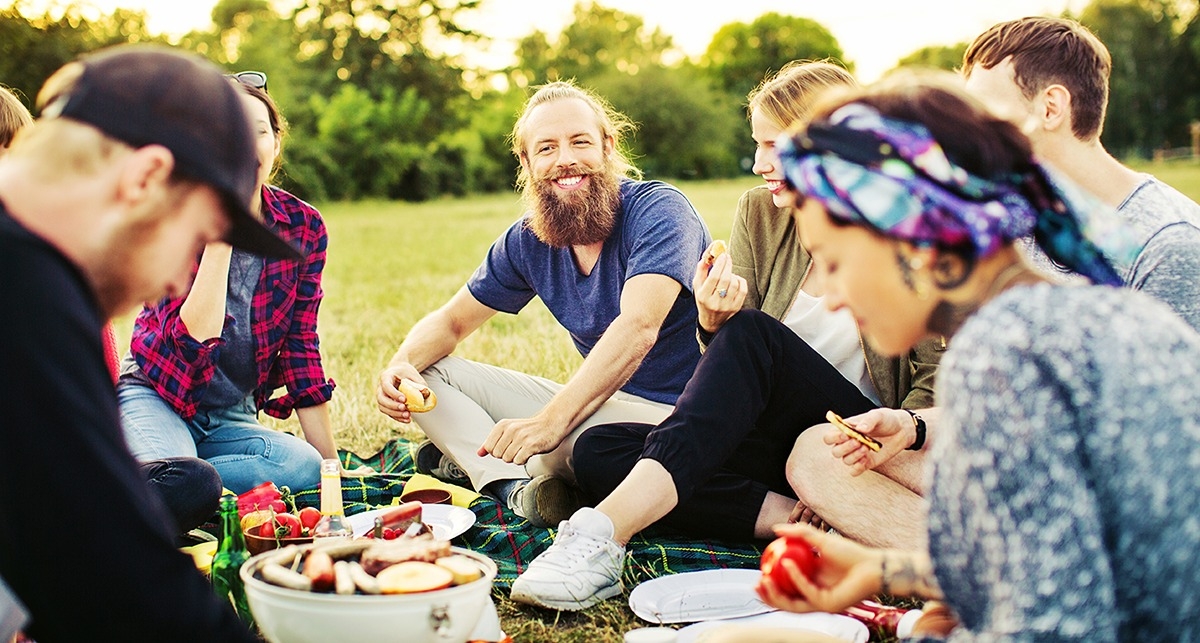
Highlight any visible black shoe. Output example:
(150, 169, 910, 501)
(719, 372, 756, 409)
(414, 439, 470, 487)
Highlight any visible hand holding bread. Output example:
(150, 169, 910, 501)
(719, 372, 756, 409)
(397, 378, 437, 413)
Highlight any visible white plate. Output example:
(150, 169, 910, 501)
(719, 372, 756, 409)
(676, 612, 869, 643)
(347, 504, 476, 541)
(628, 569, 772, 624)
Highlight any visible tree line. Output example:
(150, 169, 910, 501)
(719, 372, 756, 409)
(2, 0, 1196, 203)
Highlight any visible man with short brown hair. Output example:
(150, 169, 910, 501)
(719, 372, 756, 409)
(963, 16, 1200, 329)
(0, 44, 299, 642)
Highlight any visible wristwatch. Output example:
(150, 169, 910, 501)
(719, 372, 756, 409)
(903, 409, 926, 451)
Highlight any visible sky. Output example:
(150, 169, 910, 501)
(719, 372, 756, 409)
(23, 0, 1092, 82)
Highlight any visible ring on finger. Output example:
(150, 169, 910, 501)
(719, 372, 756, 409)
(717, 289, 728, 298)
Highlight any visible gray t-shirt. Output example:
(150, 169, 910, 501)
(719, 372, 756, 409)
(203, 249, 262, 408)
(1023, 175, 1200, 331)
(1116, 176, 1200, 331)
(917, 283, 1200, 642)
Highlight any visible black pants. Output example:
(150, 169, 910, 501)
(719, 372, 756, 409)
(573, 309, 876, 540)
(141, 457, 222, 536)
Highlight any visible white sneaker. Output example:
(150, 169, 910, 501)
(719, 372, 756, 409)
(510, 507, 625, 610)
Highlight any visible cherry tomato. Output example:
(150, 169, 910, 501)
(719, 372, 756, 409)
(298, 507, 322, 531)
(760, 535, 821, 597)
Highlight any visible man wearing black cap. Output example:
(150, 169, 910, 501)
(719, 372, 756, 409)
(0, 44, 299, 641)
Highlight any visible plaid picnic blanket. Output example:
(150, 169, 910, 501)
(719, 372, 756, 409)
(290, 437, 765, 588)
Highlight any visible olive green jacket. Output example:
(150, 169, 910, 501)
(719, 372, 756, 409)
(710, 186, 943, 410)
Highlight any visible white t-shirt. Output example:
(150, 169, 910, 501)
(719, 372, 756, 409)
(783, 289, 879, 404)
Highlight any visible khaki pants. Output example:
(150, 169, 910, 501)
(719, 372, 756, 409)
(417, 356, 673, 490)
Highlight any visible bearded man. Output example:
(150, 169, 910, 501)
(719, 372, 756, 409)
(376, 80, 710, 528)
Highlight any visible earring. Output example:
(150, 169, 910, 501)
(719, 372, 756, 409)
(908, 257, 931, 300)
(914, 278, 931, 301)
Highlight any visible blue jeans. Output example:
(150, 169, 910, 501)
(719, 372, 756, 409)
(117, 382, 322, 494)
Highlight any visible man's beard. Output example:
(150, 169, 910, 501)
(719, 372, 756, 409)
(525, 162, 622, 247)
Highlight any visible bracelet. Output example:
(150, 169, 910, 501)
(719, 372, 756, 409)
(903, 409, 926, 451)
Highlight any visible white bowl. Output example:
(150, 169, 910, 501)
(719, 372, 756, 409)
(241, 544, 497, 643)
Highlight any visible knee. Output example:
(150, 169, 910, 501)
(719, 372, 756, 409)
(786, 427, 837, 503)
(572, 423, 646, 501)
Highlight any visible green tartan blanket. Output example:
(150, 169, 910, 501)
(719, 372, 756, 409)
(290, 437, 765, 588)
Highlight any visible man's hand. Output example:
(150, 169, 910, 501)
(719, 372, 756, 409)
(341, 465, 377, 478)
(788, 501, 829, 531)
(375, 363, 426, 424)
(824, 408, 914, 476)
(477, 416, 568, 466)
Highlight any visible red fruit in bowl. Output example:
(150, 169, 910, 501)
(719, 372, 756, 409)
(760, 535, 821, 597)
(298, 507, 322, 531)
(258, 512, 303, 539)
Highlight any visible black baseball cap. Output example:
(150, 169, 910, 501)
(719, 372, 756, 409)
(38, 45, 302, 261)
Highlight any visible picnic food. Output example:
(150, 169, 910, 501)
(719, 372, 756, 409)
(376, 561, 454, 594)
(826, 410, 882, 452)
(705, 239, 728, 264)
(398, 377, 437, 412)
(249, 534, 484, 597)
(760, 534, 821, 598)
(237, 480, 287, 515)
(298, 506, 322, 531)
(258, 511, 303, 539)
(362, 501, 431, 539)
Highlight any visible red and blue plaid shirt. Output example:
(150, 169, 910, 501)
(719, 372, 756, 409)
(130, 185, 335, 420)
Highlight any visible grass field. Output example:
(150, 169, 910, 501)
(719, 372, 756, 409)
(114, 161, 1199, 642)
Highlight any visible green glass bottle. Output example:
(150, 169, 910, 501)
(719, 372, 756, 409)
(211, 494, 255, 629)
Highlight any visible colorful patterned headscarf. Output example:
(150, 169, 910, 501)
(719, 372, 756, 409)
(776, 103, 1137, 286)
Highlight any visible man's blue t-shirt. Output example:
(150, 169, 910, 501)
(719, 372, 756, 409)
(466, 179, 710, 404)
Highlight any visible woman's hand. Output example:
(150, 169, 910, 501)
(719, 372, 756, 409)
(755, 523, 884, 614)
(693, 243, 746, 333)
(824, 408, 914, 476)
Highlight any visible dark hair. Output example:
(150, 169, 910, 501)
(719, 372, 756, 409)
(236, 82, 286, 138)
(235, 82, 286, 181)
(963, 17, 1110, 140)
(812, 70, 1035, 186)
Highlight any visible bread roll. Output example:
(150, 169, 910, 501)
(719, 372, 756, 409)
(397, 378, 437, 412)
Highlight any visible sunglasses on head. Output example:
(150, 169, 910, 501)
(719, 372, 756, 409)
(226, 71, 267, 91)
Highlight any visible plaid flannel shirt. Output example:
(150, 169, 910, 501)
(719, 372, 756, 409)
(130, 185, 335, 420)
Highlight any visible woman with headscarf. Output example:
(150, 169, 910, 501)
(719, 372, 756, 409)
(717, 73, 1200, 641)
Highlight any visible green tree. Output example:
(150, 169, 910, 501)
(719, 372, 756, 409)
(0, 4, 161, 110)
(594, 65, 742, 179)
(893, 42, 968, 74)
(510, 1, 678, 87)
(288, 0, 479, 131)
(702, 12, 847, 101)
(1080, 0, 1179, 155)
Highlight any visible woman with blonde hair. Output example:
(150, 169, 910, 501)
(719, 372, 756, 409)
(0, 85, 33, 155)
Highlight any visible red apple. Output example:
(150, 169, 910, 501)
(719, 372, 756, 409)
(760, 535, 821, 597)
